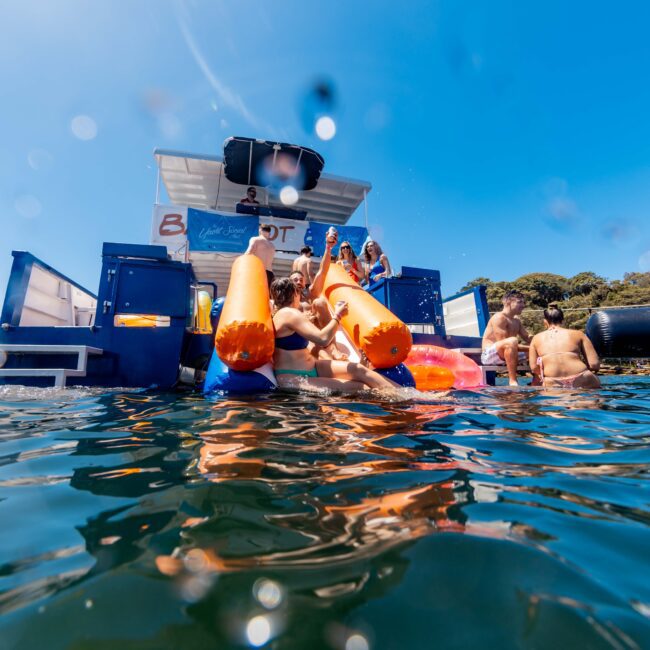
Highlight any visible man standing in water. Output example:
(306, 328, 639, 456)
(245, 223, 275, 287)
(481, 290, 532, 386)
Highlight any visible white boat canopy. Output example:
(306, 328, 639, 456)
(154, 148, 372, 225)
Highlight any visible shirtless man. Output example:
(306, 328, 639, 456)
(481, 290, 532, 386)
(245, 223, 275, 287)
(292, 246, 313, 288)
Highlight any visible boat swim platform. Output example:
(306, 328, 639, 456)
(0, 344, 103, 388)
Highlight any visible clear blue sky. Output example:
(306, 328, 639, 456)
(2, 1, 650, 298)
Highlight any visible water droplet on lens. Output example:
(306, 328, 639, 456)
(280, 186, 299, 206)
(253, 578, 283, 609)
(70, 115, 98, 141)
(85, 599, 93, 609)
(27, 148, 54, 170)
(246, 615, 271, 646)
(346, 633, 369, 650)
(315, 116, 336, 141)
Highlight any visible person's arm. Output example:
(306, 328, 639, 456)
(517, 318, 533, 344)
(350, 260, 365, 280)
(309, 237, 335, 299)
(244, 237, 256, 255)
(529, 337, 540, 377)
(581, 334, 600, 372)
(285, 303, 345, 347)
(380, 254, 392, 278)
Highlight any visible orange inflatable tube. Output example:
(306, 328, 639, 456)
(215, 255, 274, 371)
(323, 264, 412, 368)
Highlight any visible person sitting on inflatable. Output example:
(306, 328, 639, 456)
(289, 231, 348, 360)
(271, 277, 397, 393)
(529, 305, 601, 388)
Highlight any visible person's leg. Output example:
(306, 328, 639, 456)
(316, 360, 396, 390)
(276, 373, 367, 394)
(310, 297, 348, 360)
(495, 337, 520, 386)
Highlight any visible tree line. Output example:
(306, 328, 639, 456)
(460, 271, 650, 333)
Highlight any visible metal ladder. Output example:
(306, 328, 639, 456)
(0, 345, 103, 388)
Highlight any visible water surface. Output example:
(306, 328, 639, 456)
(1, 378, 650, 649)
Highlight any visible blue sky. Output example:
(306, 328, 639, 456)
(2, 0, 650, 298)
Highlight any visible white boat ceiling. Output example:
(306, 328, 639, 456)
(154, 149, 371, 225)
(154, 148, 372, 293)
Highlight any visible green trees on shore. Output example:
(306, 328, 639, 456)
(461, 271, 650, 333)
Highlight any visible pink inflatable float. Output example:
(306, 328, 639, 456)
(404, 345, 483, 389)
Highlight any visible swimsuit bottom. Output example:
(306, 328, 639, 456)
(543, 369, 593, 388)
(275, 367, 318, 378)
(481, 343, 527, 366)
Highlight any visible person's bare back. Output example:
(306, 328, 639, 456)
(246, 234, 275, 271)
(292, 253, 313, 285)
(528, 305, 600, 388)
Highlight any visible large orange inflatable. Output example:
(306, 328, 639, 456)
(215, 255, 274, 371)
(322, 264, 412, 368)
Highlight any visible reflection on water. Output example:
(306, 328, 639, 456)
(1, 380, 650, 648)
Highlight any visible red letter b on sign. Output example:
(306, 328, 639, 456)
(159, 214, 186, 236)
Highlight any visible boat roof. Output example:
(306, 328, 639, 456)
(154, 148, 371, 225)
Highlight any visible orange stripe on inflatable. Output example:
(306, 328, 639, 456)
(215, 255, 274, 371)
(322, 264, 412, 368)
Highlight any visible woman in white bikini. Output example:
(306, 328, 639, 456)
(529, 305, 601, 388)
(270, 277, 397, 393)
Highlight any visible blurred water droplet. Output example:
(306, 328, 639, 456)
(315, 116, 336, 141)
(70, 115, 97, 141)
(346, 633, 369, 650)
(220, 118, 229, 129)
(639, 250, 650, 272)
(14, 194, 42, 219)
(253, 578, 283, 609)
(246, 614, 271, 646)
(158, 113, 182, 139)
(184, 548, 208, 573)
(299, 76, 337, 134)
(279, 186, 299, 206)
(84, 599, 93, 609)
(210, 100, 219, 111)
(27, 148, 54, 170)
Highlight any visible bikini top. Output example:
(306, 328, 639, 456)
(275, 330, 309, 351)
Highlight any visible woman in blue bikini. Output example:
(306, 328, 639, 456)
(270, 278, 397, 393)
(361, 240, 392, 288)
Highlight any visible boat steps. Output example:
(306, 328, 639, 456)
(0, 345, 103, 388)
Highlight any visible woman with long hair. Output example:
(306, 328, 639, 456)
(361, 240, 392, 287)
(336, 241, 364, 283)
(270, 277, 397, 393)
(529, 305, 601, 388)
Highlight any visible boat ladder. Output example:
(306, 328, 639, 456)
(0, 345, 103, 388)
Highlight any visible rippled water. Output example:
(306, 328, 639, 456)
(1, 378, 650, 649)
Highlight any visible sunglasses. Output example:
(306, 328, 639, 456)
(340, 245, 351, 250)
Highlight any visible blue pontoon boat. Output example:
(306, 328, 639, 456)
(0, 138, 489, 389)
